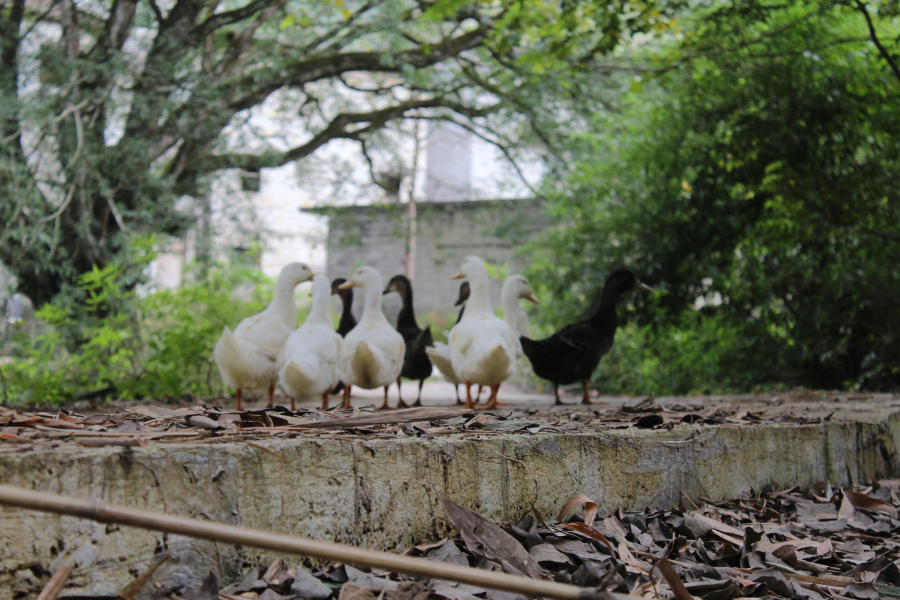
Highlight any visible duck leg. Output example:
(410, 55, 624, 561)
(480, 384, 503, 410)
(378, 385, 391, 410)
(554, 382, 564, 406)
(454, 385, 463, 405)
(581, 379, 594, 405)
(290, 397, 296, 412)
(396, 378, 411, 409)
(341, 385, 352, 410)
(464, 381, 474, 409)
(235, 388, 243, 412)
(267, 382, 275, 409)
(320, 392, 329, 411)
(411, 379, 424, 407)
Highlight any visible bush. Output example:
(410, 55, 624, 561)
(530, 2, 900, 392)
(0, 240, 300, 405)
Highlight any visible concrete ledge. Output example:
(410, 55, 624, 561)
(2, 399, 899, 598)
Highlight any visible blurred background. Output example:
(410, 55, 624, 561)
(0, 0, 897, 404)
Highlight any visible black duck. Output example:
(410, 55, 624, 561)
(520, 269, 651, 405)
(384, 275, 433, 407)
(330, 277, 357, 401)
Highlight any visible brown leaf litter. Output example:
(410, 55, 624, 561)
(0, 393, 876, 451)
(59, 482, 900, 600)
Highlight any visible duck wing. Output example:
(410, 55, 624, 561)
(426, 342, 458, 384)
(402, 326, 434, 380)
(521, 322, 609, 384)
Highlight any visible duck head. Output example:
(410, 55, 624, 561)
(605, 269, 653, 296)
(454, 282, 470, 306)
(383, 274, 412, 297)
(339, 266, 383, 291)
(331, 278, 349, 296)
(450, 256, 488, 281)
(279, 262, 314, 286)
(502, 274, 540, 304)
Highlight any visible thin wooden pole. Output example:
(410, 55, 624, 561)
(35, 563, 72, 600)
(0, 485, 621, 600)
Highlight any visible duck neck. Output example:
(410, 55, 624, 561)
(395, 282, 419, 330)
(455, 304, 466, 325)
(307, 288, 331, 325)
(501, 289, 527, 337)
(270, 274, 300, 324)
(338, 289, 355, 329)
(463, 274, 493, 317)
(589, 286, 623, 334)
(360, 284, 389, 324)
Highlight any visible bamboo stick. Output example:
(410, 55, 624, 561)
(0, 485, 621, 600)
(35, 563, 73, 600)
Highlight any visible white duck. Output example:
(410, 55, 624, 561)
(214, 262, 313, 411)
(278, 274, 343, 411)
(338, 267, 405, 410)
(426, 283, 469, 405)
(448, 256, 520, 410)
(500, 274, 540, 357)
(426, 343, 461, 399)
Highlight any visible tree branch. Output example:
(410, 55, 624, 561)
(299, 0, 378, 54)
(413, 114, 541, 197)
(188, 96, 497, 173)
(227, 24, 490, 111)
(192, 0, 274, 38)
(147, 0, 164, 23)
(854, 0, 900, 87)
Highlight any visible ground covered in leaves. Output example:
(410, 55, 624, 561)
(49, 482, 900, 600)
(0, 392, 878, 450)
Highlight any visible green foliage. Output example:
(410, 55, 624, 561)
(593, 311, 773, 396)
(1, 0, 679, 309)
(0, 241, 298, 404)
(120, 267, 276, 400)
(533, 0, 900, 393)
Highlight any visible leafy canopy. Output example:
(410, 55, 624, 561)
(531, 0, 900, 393)
(0, 0, 678, 307)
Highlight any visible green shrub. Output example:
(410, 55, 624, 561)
(0, 239, 308, 405)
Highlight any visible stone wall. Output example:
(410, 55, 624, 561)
(307, 199, 548, 319)
(2, 411, 900, 598)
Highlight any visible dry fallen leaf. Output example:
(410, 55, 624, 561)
(437, 492, 542, 579)
(556, 493, 598, 528)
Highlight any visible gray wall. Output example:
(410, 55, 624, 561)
(311, 199, 547, 319)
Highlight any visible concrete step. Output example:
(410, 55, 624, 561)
(1, 393, 898, 598)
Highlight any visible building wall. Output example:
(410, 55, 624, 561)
(311, 199, 548, 319)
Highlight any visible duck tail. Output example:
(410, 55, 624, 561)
(351, 340, 382, 387)
(215, 326, 275, 389)
(412, 326, 434, 351)
(483, 343, 513, 374)
(214, 326, 248, 387)
(279, 357, 318, 398)
(426, 343, 456, 381)
(519, 336, 537, 358)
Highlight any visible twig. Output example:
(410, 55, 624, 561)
(854, 0, 900, 87)
(36, 563, 73, 600)
(681, 490, 700, 511)
(655, 558, 692, 600)
(0, 485, 629, 600)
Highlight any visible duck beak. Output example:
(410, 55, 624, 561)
(634, 281, 653, 293)
(454, 297, 465, 306)
(338, 280, 355, 290)
(450, 271, 465, 280)
(382, 286, 391, 295)
(525, 292, 540, 304)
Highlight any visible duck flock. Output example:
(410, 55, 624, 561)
(214, 256, 651, 413)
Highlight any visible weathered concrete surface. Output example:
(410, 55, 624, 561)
(1, 394, 899, 598)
